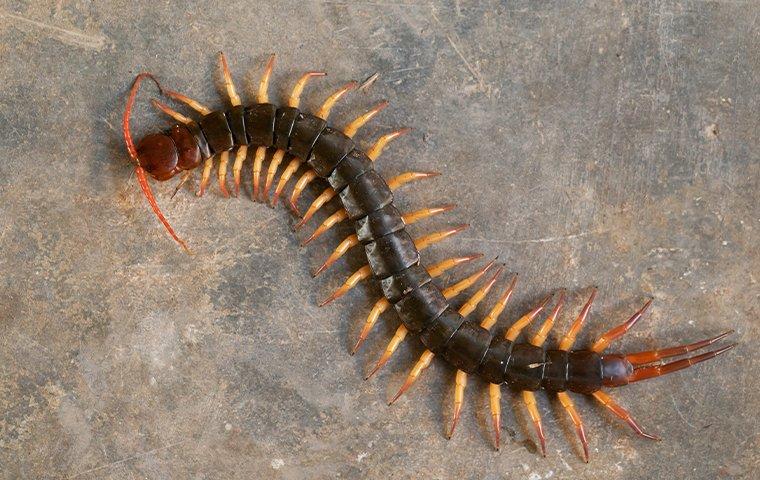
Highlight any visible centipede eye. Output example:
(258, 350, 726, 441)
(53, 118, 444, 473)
(136, 133, 179, 181)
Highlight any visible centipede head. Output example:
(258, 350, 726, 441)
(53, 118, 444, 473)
(123, 73, 192, 253)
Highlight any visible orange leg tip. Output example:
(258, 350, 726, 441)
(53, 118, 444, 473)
(351, 338, 364, 356)
(312, 262, 329, 278)
(388, 381, 412, 406)
(492, 416, 501, 451)
(447, 408, 462, 439)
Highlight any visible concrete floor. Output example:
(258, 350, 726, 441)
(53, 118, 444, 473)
(1, 1, 758, 479)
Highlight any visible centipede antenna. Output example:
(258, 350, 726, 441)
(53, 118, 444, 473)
(164, 89, 212, 115)
(558, 287, 597, 351)
(219, 52, 241, 106)
(123, 73, 190, 253)
(592, 390, 660, 441)
(367, 128, 411, 161)
(151, 98, 191, 124)
(530, 289, 566, 347)
(271, 157, 302, 207)
(257, 54, 276, 104)
(386, 171, 440, 190)
(217, 150, 231, 197)
(263, 149, 287, 201)
(344, 100, 388, 138)
(627, 343, 736, 383)
(522, 390, 547, 457)
(251, 146, 267, 201)
(504, 294, 552, 342)
(316, 81, 358, 120)
(288, 71, 327, 108)
(625, 330, 733, 365)
(312, 234, 359, 277)
(289, 169, 318, 215)
(301, 209, 349, 246)
(557, 391, 589, 462)
(489, 383, 502, 450)
(232, 146, 248, 196)
(352, 254, 481, 355)
(591, 298, 653, 353)
(197, 157, 214, 197)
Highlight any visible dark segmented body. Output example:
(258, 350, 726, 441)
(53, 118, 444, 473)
(155, 102, 611, 394)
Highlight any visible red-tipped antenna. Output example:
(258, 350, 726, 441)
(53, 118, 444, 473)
(123, 73, 190, 253)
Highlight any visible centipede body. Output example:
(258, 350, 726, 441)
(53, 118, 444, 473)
(122, 53, 735, 462)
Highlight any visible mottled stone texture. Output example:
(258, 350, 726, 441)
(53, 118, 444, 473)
(0, 1, 758, 479)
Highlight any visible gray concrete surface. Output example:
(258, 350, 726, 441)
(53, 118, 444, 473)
(1, 1, 758, 479)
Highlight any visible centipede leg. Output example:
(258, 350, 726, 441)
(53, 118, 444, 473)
(591, 299, 653, 352)
(522, 390, 547, 457)
(197, 156, 214, 197)
(558, 288, 597, 351)
(489, 383, 502, 450)
(289, 169, 318, 216)
(627, 343, 736, 383)
(263, 149, 286, 202)
(625, 330, 733, 365)
(271, 157, 302, 207)
(251, 146, 267, 201)
(343, 100, 389, 138)
(232, 146, 248, 197)
(592, 390, 660, 440)
(164, 89, 212, 115)
(557, 391, 589, 462)
(219, 52, 241, 106)
(315, 81, 358, 120)
(217, 150, 231, 197)
(151, 98, 191, 124)
(367, 128, 411, 161)
(504, 294, 552, 341)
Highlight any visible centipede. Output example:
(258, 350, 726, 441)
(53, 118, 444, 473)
(121, 53, 735, 462)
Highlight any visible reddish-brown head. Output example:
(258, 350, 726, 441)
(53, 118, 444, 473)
(136, 125, 202, 181)
(123, 73, 191, 252)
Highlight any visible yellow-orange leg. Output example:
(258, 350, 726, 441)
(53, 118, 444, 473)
(522, 390, 547, 457)
(451, 275, 518, 441)
(151, 99, 191, 124)
(558, 288, 597, 350)
(592, 390, 660, 440)
(164, 89, 212, 115)
(316, 81, 358, 120)
(301, 209, 348, 246)
(557, 391, 589, 462)
(489, 383, 502, 450)
(390, 268, 502, 406)
(251, 146, 267, 201)
(219, 52, 241, 107)
(505, 294, 552, 342)
(232, 146, 248, 196)
(343, 101, 389, 138)
(365, 259, 497, 378)
(318, 224, 469, 306)
(271, 157, 302, 207)
(288, 71, 326, 108)
(197, 156, 214, 197)
(263, 149, 286, 201)
(289, 170, 317, 215)
(257, 54, 275, 104)
(217, 150, 231, 197)
(368, 128, 411, 161)
(351, 254, 482, 355)
(311, 203, 454, 276)
(591, 298, 653, 353)
(530, 290, 565, 347)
